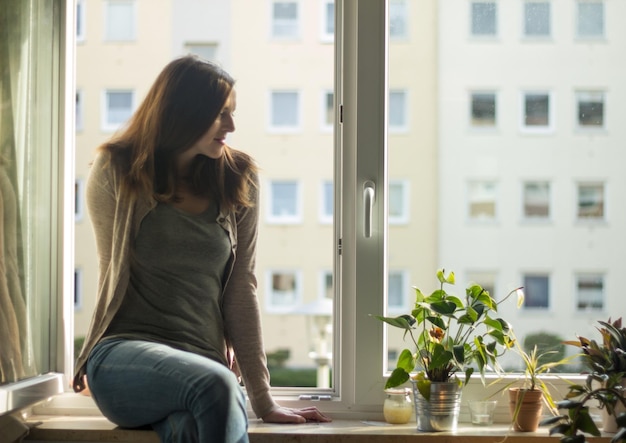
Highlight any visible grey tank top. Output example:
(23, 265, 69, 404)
(104, 201, 231, 365)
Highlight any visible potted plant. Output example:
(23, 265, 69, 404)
(496, 340, 578, 432)
(564, 317, 626, 433)
(374, 268, 523, 431)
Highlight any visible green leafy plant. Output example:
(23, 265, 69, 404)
(541, 372, 626, 443)
(374, 268, 523, 391)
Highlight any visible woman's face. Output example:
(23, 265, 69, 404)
(188, 89, 236, 159)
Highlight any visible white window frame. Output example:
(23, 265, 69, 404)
(75, 89, 84, 132)
(520, 90, 554, 134)
(184, 42, 218, 62)
(521, 272, 551, 310)
(268, 90, 302, 133)
(467, 179, 498, 222)
(388, 88, 408, 133)
(101, 89, 135, 132)
(387, 269, 409, 314)
(103, 0, 136, 42)
(264, 269, 303, 313)
(319, 180, 333, 224)
(270, 0, 300, 40)
(469, 90, 497, 129)
(320, 0, 334, 42)
(575, 90, 605, 131)
(576, 181, 606, 222)
(575, 272, 605, 311)
(388, 0, 408, 40)
(521, 180, 551, 221)
(522, 0, 551, 40)
(575, 0, 605, 40)
(74, 268, 83, 311)
(388, 179, 409, 225)
(76, 0, 86, 43)
(266, 179, 302, 224)
(321, 89, 334, 132)
(75, 178, 85, 222)
(319, 269, 334, 300)
(470, 1, 498, 38)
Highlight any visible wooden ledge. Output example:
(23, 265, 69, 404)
(24, 416, 616, 443)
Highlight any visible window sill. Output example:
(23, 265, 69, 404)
(23, 415, 617, 443)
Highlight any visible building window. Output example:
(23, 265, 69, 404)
(321, 90, 334, 132)
(75, 89, 84, 132)
(389, 0, 408, 40)
(271, 1, 299, 39)
(184, 42, 218, 62)
(576, 91, 605, 129)
(102, 90, 134, 132)
(388, 180, 409, 224)
(320, 180, 333, 224)
(522, 91, 552, 131)
(104, 0, 136, 42)
(523, 1, 551, 38)
(74, 269, 83, 310)
(389, 89, 407, 132)
(576, 0, 604, 39)
(320, 0, 334, 42)
(75, 179, 85, 222)
(468, 180, 497, 221)
(320, 270, 333, 300)
(576, 273, 604, 310)
(523, 274, 550, 308)
(269, 90, 300, 132)
(76, 0, 86, 42)
(466, 271, 496, 297)
(470, 92, 496, 127)
(522, 181, 550, 219)
(388, 270, 408, 312)
(266, 270, 301, 312)
(577, 182, 605, 220)
(471, 1, 497, 36)
(267, 180, 301, 224)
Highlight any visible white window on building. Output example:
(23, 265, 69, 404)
(388, 180, 409, 224)
(389, 0, 408, 40)
(523, 273, 550, 309)
(388, 270, 408, 313)
(576, 0, 605, 39)
(75, 179, 85, 222)
(321, 90, 334, 132)
(320, 0, 334, 42)
(523, 1, 551, 38)
(74, 268, 83, 310)
(75, 89, 83, 132)
(265, 270, 302, 312)
(102, 90, 134, 132)
(267, 180, 301, 224)
(184, 42, 218, 62)
(576, 273, 604, 310)
(470, 91, 496, 127)
(471, 1, 497, 37)
(389, 89, 407, 132)
(76, 0, 86, 42)
(521, 91, 552, 132)
(466, 271, 496, 298)
(104, 0, 136, 42)
(320, 270, 333, 300)
(320, 180, 333, 224)
(577, 182, 605, 220)
(522, 181, 550, 219)
(271, 1, 299, 39)
(468, 180, 497, 221)
(576, 91, 605, 129)
(269, 90, 300, 132)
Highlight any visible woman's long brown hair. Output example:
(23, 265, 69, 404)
(100, 55, 257, 212)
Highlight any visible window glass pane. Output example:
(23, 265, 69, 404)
(524, 2, 550, 37)
(269, 181, 299, 219)
(470, 92, 496, 127)
(577, 2, 604, 38)
(387, 271, 406, 311)
(389, 90, 407, 130)
(523, 274, 549, 308)
(468, 181, 497, 220)
(577, 91, 604, 128)
(106, 0, 135, 41)
(389, 0, 408, 39)
(523, 181, 550, 218)
(272, 2, 298, 38)
(105, 90, 133, 129)
(388, 180, 407, 223)
(576, 273, 604, 310)
(324, 1, 334, 37)
(577, 183, 604, 219)
(0, 0, 59, 393)
(184, 43, 218, 61)
(471, 2, 497, 36)
(270, 91, 299, 128)
(524, 93, 550, 127)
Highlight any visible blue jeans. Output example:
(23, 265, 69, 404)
(86, 339, 249, 443)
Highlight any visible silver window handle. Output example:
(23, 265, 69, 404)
(363, 180, 375, 238)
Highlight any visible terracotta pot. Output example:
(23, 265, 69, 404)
(508, 388, 543, 432)
(602, 378, 626, 433)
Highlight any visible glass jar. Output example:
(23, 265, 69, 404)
(383, 388, 413, 424)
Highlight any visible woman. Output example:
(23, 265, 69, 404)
(73, 55, 331, 443)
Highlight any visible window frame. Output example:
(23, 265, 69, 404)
(101, 89, 135, 132)
(470, 1, 498, 38)
(575, 272, 605, 312)
(520, 90, 554, 134)
(576, 181, 606, 222)
(266, 179, 302, 224)
(522, 0, 552, 40)
(268, 89, 302, 133)
(575, 0, 605, 40)
(76, 0, 86, 43)
(270, 0, 300, 41)
(264, 269, 303, 313)
(103, 0, 137, 42)
(575, 90, 605, 131)
(320, 0, 335, 42)
(521, 180, 551, 221)
(469, 90, 497, 129)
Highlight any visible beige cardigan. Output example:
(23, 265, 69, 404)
(73, 151, 279, 419)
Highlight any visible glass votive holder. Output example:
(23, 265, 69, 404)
(468, 400, 498, 426)
(383, 388, 413, 424)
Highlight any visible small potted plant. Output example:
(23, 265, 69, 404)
(374, 268, 523, 431)
(564, 318, 626, 433)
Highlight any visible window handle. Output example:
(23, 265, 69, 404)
(363, 180, 375, 238)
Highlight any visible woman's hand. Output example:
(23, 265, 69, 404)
(262, 406, 332, 424)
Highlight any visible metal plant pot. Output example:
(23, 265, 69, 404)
(411, 380, 462, 432)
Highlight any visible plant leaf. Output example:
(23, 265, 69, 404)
(385, 367, 410, 389)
